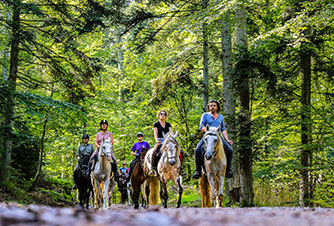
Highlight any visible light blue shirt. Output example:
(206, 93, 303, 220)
(199, 112, 226, 132)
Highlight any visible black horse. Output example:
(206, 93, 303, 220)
(73, 155, 93, 209)
(117, 174, 129, 204)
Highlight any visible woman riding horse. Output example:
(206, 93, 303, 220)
(88, 119, 120, 178)
(151, 110, 184, 175)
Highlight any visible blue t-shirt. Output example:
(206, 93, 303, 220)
(120, 167, 128, 174)
(199, 112, 226, 132)
(131, 141, 150, 154)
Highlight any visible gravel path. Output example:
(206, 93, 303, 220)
(1, 202, 334, 226)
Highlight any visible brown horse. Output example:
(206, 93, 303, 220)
(199, 126, 227, 208)
(130, 147, 149, 209)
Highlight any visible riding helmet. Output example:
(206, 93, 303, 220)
(100, 119, 108, 127)
(82, 134, 89, 139)
(136, 132, 144, 137)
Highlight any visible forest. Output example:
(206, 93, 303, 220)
(0, 0, 333, 208)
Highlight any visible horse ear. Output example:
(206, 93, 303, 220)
(174, 131, 178, 138)
(217, 125, 220, 132)
(163, 132, 166, 138)
(206, 124, 209, 131)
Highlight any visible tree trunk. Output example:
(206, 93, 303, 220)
(34, 86, 54, 184)
(299, 33, 312, 207)
(117, 34, 125, 102)
(221, 10, 239, 205)
(235, 1, 254, 207)
(2, 1, 20, 181)
(2, 12, 11, 80)
(202, 0, 209, 111)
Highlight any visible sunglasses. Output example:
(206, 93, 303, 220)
(160, 113, 167, 116)
(137, 135, 143, 137)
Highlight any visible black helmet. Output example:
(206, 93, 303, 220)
(100, 119, 108, 127)
(82, 134, 89, 139)
(136, 132, 144, 137)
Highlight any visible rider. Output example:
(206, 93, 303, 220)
(192, 99, 234, 179)
(126, 132, 150, 181)
(73, 134, 94, 185)
(88, 119, 120, 178)
(119, 162, 128, 176)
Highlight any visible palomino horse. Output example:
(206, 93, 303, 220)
(73, 155, 93, 209)
(130, 147, 149, 209)
(199, 126, 227, 208)
(90, 138, 114, 209)
(144, 131, 183, 208)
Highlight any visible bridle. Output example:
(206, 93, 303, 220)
(203, 130, 221, 158)
(162, 136, 180, 164)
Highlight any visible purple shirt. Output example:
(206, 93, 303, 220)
(131, 141, 150, 154)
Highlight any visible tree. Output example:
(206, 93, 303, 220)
(221, 8, 238, 204)
(235, 0, 253, 207)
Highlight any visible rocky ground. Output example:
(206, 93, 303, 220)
(1, 202, 334, 226)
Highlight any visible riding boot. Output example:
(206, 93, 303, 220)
(126, 165, 133, 182)
(73, 166, 79, 189)
(225, 149, 233, 178)
(179, 149, 186, 176)
(111, 162, 121, 179)
(193, 143, 203, 179)
(153, 149, 161, 174)
(86, 159, 94, 176)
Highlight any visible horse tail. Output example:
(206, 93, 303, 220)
(149, 177, 160, 205)
(199, 175, 212, 208)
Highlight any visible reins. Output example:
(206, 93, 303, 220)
(203, 130, 222, 158)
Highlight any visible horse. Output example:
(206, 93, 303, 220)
(117, 174, 129, 204)
(90, 137, 115, 209)
(130, 147, 149, 209)
(73, 155, 93, 209)
(199, 125, 227, 208)
(144, 131, 183, 208)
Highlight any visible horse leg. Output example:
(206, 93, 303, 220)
(103, 179, 110, 209)
(145, 179, 150, 208)
(91, 178, 98, 209)
(217, 175, 225, 207)
(160, 181, 168, 208)
(133, 182, 140, 209)
(207, 174, 217, 208)
(78, 185, 84, 209)
(176, 176, 183, 208)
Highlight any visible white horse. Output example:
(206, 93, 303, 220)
(144, 131, 183, 208)
(90, 138, 114, 209)
(199, 126, 227, 208)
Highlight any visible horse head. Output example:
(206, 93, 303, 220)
(204, 126, 221, 160)
(140, 147, 149, 164)
(100, 138, 113, 161)
(162, 131, 180, 166)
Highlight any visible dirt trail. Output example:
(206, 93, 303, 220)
(1, 203, 334, 226)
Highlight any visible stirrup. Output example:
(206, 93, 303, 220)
(192, 170, 201, 179)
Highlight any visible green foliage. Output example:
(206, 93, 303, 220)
(0, 0, 333, 208)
